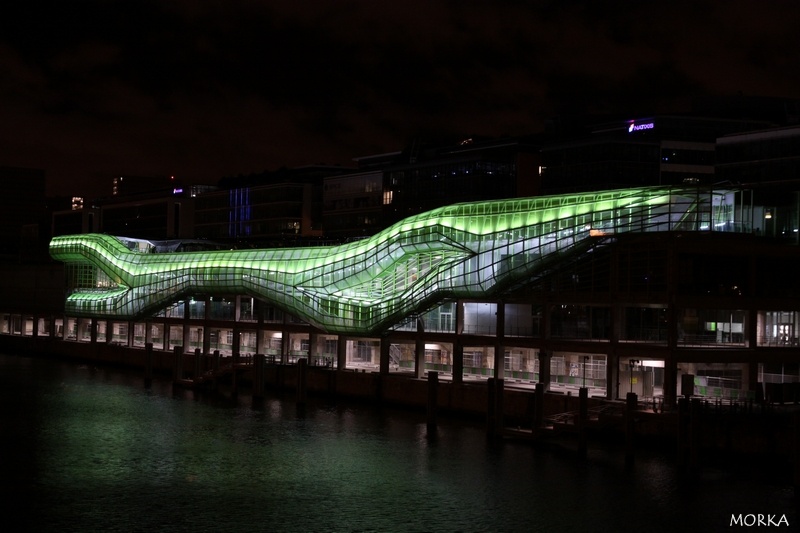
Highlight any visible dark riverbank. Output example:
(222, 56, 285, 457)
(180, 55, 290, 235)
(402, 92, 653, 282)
(2, 332, 799, 484)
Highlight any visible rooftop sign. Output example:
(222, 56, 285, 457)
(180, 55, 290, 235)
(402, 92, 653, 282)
(628, 121, 654, 133)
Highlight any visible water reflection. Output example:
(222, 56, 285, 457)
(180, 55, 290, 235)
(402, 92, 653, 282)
(0, 353, 796, 532)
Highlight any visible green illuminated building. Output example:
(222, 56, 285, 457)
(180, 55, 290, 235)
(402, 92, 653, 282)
(29, 183, 800, 405)
(50, 185, 744, 335)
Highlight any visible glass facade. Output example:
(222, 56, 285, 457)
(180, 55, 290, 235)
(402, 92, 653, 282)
(50, 185, 751, 336)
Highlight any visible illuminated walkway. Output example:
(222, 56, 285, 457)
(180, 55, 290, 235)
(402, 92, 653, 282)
(50, 186, 744, 334)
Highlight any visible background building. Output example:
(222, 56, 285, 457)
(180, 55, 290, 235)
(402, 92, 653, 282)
(0, 166, 48, 262)
(539, 115, 774, 194)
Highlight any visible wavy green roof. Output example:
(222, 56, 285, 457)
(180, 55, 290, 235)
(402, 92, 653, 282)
(50, 186, 741, 334)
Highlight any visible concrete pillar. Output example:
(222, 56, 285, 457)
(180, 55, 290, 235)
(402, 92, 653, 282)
(415, 318, 425, 379)
(452, 340, 464, 385)
(455, 300, 464, 335)
(281, 330, 290, 365)
(309, 332, 319, 366)
(90, 318, 98, 344)
(337, 336, 347, 370)
(747, 307, 758, 349)
(494, 302, 505, 379)
(663, 351, 678, 409)
(533, 382, 545, 430)
(538, 350, 552, 391)
(606, 350, 620, 401)
(182, 315, 191, 353)
(379, 336, 390, 375)
(202, 326, 211, 357)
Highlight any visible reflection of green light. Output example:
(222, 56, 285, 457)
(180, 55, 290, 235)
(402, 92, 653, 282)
(51, 185, 739, 334)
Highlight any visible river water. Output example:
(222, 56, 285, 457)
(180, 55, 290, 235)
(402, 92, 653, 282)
(0, 352, 796, 532)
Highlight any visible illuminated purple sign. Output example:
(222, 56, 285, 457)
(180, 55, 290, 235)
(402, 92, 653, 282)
(628, 121, 654, 133)
(173, 188, 183, 194)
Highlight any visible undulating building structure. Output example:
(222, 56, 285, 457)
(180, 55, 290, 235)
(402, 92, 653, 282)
(29, 182, 800, 408)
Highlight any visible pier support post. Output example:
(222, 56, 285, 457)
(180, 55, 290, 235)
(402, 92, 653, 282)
(538, 350, 551, 392)
(494, 302, 505, 380)
(297, 357, 308, 406)
(379, 337, 390, 375)
(427, 371, 438, 436)
(415, 318, 425, 379)
(452, 340, 464, 385)
(336, 336, 347, 371)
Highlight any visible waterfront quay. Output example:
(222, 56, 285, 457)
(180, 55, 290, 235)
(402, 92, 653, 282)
(3, 332, 799, 486)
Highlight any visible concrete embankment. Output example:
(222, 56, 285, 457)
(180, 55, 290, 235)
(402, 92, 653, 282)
(3, 333, 799, 479)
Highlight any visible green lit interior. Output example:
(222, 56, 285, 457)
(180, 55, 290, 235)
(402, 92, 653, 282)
(50, 186, 744, 334)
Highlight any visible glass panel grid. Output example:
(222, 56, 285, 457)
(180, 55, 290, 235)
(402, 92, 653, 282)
(50, 185, 751, 334)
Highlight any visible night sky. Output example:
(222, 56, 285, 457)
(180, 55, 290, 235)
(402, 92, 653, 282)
(2, 0, 799, 197)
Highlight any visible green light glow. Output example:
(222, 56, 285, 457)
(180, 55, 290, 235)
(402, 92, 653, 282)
(50, 185, 741, 334)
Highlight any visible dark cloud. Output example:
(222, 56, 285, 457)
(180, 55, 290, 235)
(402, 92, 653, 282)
(1, 0, 799, 196)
